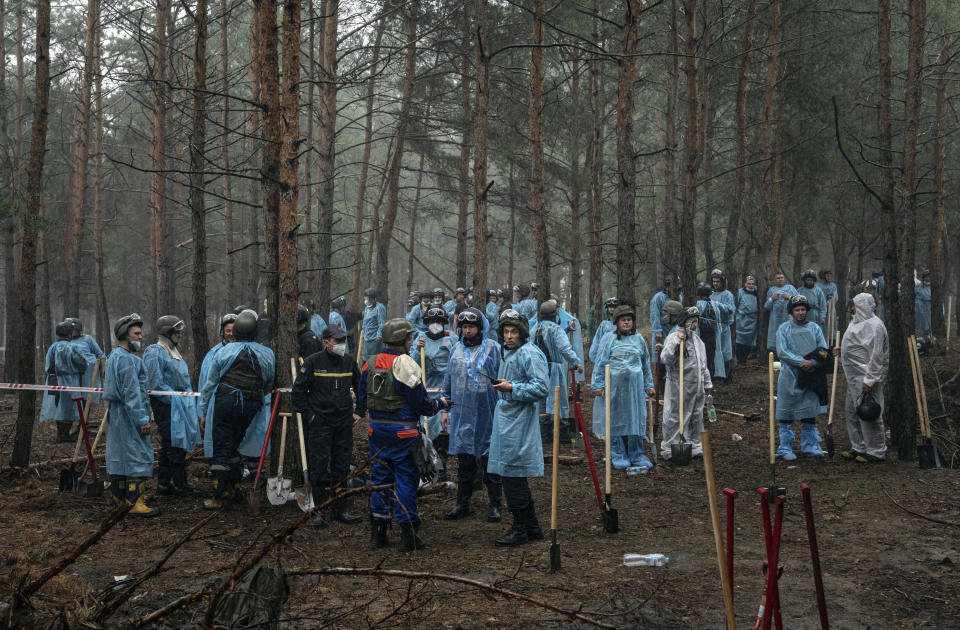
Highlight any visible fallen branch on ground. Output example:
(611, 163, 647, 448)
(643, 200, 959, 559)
(880, 483, 960, 529)
(286, 566, 617, 629)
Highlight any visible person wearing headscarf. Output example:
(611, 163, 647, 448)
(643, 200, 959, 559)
(659, 306, 712, 460)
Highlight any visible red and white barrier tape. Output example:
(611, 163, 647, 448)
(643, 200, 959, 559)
(0, 382, 441, 397)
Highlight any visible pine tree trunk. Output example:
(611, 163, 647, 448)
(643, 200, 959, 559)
(758, 0, 781, 280)
(60, 0, 98, 318)
(245, 11, 262, 305)
(456, 1, 473, 289)
(508, 161, 516, 290)
(0, 0, 19, 378)
(699, 14, 714, 276)
(929, 34, 950, 337)
(569, 52, 582, 315)
(351, 14, 384, 311)
(11, 0, 51, 469)
(530, 0, 551, 303)
(258, 0, 281, 346)
(221, 0, 235, 302)
(662, 0, 679, 289)
(189, 0, 210, 383)
(472, 0, 489, 304)
(149, 0, 170, 321)
(678, 0, 699, 305)
(406, 154, 426, 295)
(315, 0, 337, 311)
(375, 0, 418, 307)
(303, 0, 315, 298)
(615, 0, 642, 306)
(93, 24, 109, 352)
(588, 0, 603, 328)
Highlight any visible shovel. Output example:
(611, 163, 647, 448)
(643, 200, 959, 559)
(670, 338, 692, 466)
(550, 386, 561, 573)
(568, 368, 604, 517)
(248, 393, 283, 515)
(602, 365, 619, 533)
(825, 330, 840, 458)
(909, 336, 940, 468)
(266, 413, 292, 505)
(72, 398, 103, 498)
(289, 358, 315, 512)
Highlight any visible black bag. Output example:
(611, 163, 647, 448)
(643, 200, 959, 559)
(699, 303, 717, 335)
(856, 390, 882, 422)
(412, 432, 444, 484)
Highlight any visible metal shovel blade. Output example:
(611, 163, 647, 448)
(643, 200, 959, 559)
(296, 488, 315, 512)
(549, 530, 561, 573)
(59, 465, 80, 492)
(266, 474, 292, 506)
(248, 482, 262, 515)
(603, 495, 619, 534)
(825, 432, 835, 459)
(671, 441, 693, 466)
(918, 441, 937, 469)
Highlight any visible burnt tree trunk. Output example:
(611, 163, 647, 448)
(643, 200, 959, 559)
(258, 0, 281, 346)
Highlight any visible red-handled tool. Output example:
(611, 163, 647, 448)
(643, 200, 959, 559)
(723, 487, 739, 601)
(569, 367, 604, 513)
(248, 392, 283, 515)
(801, 483, 829, 629)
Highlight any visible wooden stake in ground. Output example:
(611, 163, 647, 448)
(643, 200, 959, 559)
(356, 331, 364, 363)
(946, 296, 952, 340)
(701, 431, 736, 629)
(550, 385, 561, 572)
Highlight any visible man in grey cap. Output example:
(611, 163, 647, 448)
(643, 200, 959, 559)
(292, 325, 364, 528)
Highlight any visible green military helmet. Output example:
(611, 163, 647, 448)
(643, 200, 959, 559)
(156, 315, 185, 337)
(539, 299, 558, 318)
(612, 304, 635, 322)
(114, 313, 144, 341)
(381, 318, 415, 345)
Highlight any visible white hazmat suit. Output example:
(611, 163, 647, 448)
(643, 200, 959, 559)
(660, 324, 713, 459)
(840, 293, 888, 459)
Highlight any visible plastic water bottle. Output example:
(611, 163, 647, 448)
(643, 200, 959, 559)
(705, 394, 717, 423)
(623, 553, 669, 567)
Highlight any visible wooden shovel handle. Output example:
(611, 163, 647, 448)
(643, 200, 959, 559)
(604, 365, 611, 495)
(551, 386, 560, 531)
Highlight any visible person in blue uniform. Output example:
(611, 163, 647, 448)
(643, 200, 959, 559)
(488, 309, 549, 546)
(915, 270, 932, 337)
(40, 321, 94, 442)
(65, 317, 106, 403)
(362, 287, 387, 362)
(328, 296, 350, 354)
(764, 272, 799, 355)
(709, 269, 736, 382)
(735, 275, 760, 366)
(798, 269, 827, 333)
(412, 307, 457, 479)
(359, 318, 450, 552)
(816, 270, 839, 341)
(530, 299, 583, 440)
(591, 297, 618, 362)
(695, 282, 722, 381)
(512, 284, 537, 324)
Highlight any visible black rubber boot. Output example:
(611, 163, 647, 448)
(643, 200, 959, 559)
(445, 476, 473, 520)
(495, 510, 529, 547)
(56, 421, 73, 443)
(171, 463, 195, 496)
(371, 517, 390, 549)
(157, 466, 173, 496)
(486, 486, 502, 523)
(400, 521, 427, 551)
(525, 503, 544, 541)
(109, 475, 125, 506)
(444, 501, 471, 520)
(230, 467, 244, 502)
(331, 498, 363, 525)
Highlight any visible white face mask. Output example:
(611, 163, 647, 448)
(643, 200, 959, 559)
(364, 299, 372, 308)
(428, 323, 443, 335)
(129, 341, 142, 353)
(331, 342, 346, 356)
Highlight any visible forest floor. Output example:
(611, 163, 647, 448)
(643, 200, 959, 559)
(0, 337, 959, 629)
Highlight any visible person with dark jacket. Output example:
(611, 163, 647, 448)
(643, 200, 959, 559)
(359, 319, 450, 551)
(292, 325, 364, 528)
(297, 304, 323, 360)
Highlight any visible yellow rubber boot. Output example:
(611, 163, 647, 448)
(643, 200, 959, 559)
(126, 481, 160, 517)
(203, 478, 224, 510)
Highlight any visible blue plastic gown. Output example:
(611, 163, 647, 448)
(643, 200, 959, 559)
(516, 298, 538, 324)
(485, 301, 500, 339)
(590, 320, 615, 362)
(443, 331, 501, 457)
(649, 291, 669, 350)
(764, 284, 799, 351)
(915, 282, 932, 335)
(362, 302, 387, 360)
(487, 341, 549, 478)
(557, 307, 585, 383)
(39, 341, 92, 422)
(72, 334, 106, 403)
(103, 347, 155, 478)
(712, 289, 736, 362)
(142, 343, 200, 451)
(816, 281, 838, 339)
(775, 320, 828, 420)
(735, 288, 759, 347)
(410, 330, 457, 438)
(199, 341, 276, 459)
(589, 329, 614, 431)
(309, 313, 327, 338)
(406, 304, 425, 332)
(797, 285, 827, 330)
(697, 298, 726, 379)
(443, 299, 457, 319)
(328, 311, 349, 353)
(590, 333, 653, 439)
(530, 320, 581, 418)
(875, 275, 886, 321)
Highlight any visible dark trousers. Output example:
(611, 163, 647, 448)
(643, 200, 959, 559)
(501, 476, 532, 512)
(735, 343, 753, 365)
(211, 391, 262, 485)
(456, 453, 502, 506)
(150, 399, 186, 470)
(308, 413, 354, 502)
(701, 332, 716, 378)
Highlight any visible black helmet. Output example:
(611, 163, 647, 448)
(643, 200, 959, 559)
(696, 282, 713, 298)
(539, 299, 558, 319)
(496, 288, 505, 298)
(529, 282, 539, 295)
(234, 309, 259, 340)
(331, 296, 346, 309)
(677, 306, 700, 326)
(487, 288, 497, 298)
(156, 315, 185, 337)
(513, 284, 530, 298)
(604, 297, 619, 309)
(55, 321, 74, 339)
(297, 304, 310, 325)
(498, 308, 529, 340)
(710, 268, 724, 279)
(65, 317, 82, 332)
(457, 307, 484, 327)
(114, 313, 144, 341)
(856, 391, 882, 422)
(424, 307, 448, 325)
(363, 287, 377, 299)
(220, 313, 238, 334)
(818, 269, 831, 280)
(234, 304, 249, 315)
(802, 269, 817, 282)
(455, 287, 466, 296)
(612, 304, 635, 322)
(788, 294, 810, 313)
(381, 318, 415, 345)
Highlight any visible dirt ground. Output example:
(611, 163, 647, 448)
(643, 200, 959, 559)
(1, 337, 958, 629)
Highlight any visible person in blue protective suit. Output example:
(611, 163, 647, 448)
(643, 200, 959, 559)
(199, 314, 236, 393)
(816, 270, 838, 340)
(873, 272, 886, 321)
(775, 295, 829, 460)
(359, 318, 451, 552)
(735, 276, 760, 366)
(143, 315, 200, 496)
(411, 307, 457, 480)
(696, 282, 722, 382)
(441, 307, 502, 521)
(104, 313, 159, 516)
(512, 284, 537, 324)
(308, 302, 327, 339)
(649, 282, 672, 350)
(591, 305, 655, 471)
(406, 291, 429, 333)
(710, 269, 736, 382)
(530, 299, 583, 441)
(764, 272, 799, 355)
(198, 308, 276, 509)
(361, 287, 387, 362)
(488, 309, 549, 546)
(591, 297, 619, 362)
(65, 317, 106, 403)
(40, 321, 94, 442)
(798, 269, 827, 332)
(329, 296, 350, 354)
(556, 302, 586, 438)
(915, 270, 932, 337)
(297, 304, 323, 360)
(660, 306, 713, 461)
(485, 289, 500, 339)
